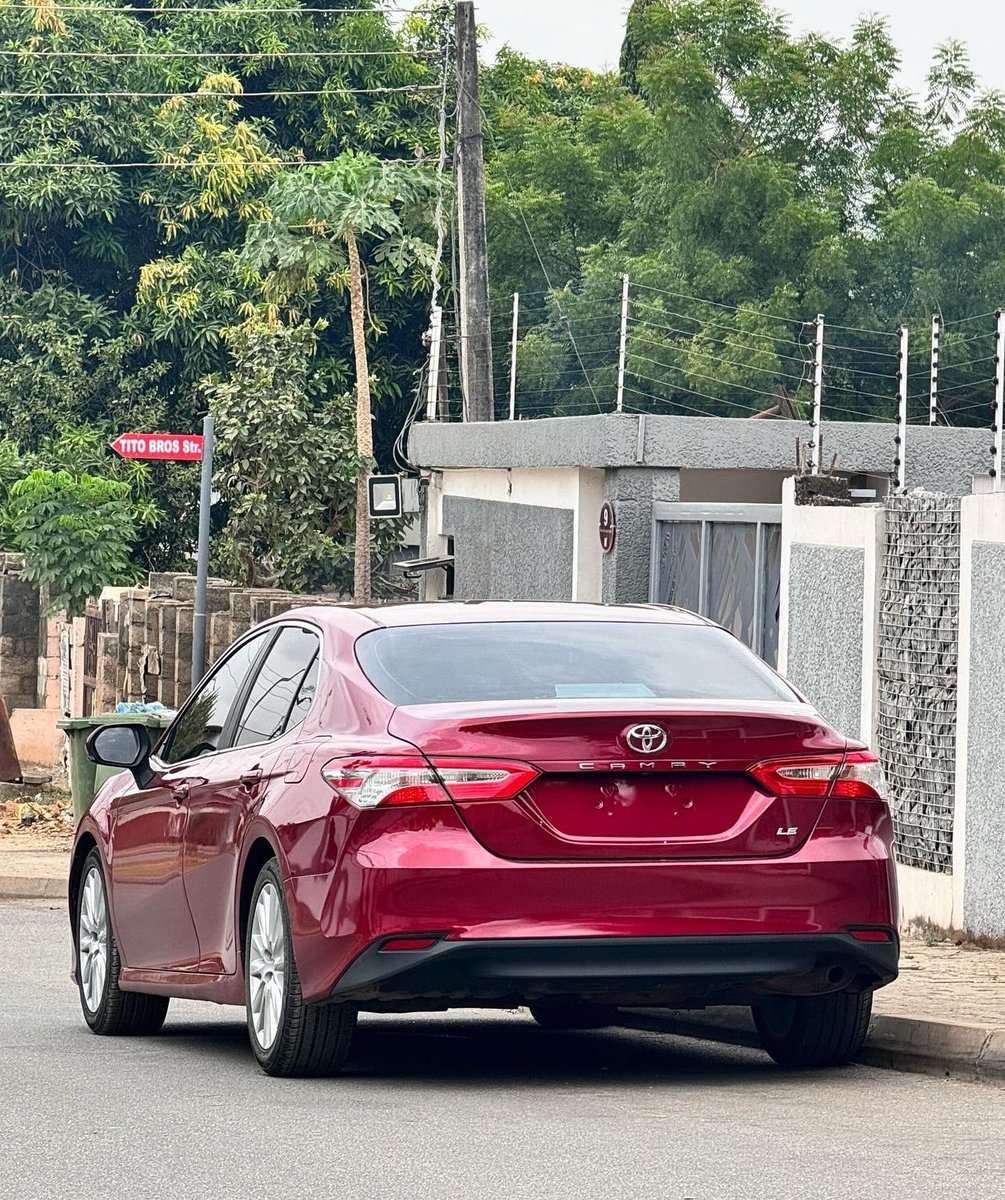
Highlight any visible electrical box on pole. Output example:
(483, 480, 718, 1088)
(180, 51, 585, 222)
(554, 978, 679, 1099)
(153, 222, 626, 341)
(455, 1, 494, 422)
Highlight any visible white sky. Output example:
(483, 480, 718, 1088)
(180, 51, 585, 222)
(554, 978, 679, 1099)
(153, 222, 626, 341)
(457, 0, 1003, 98)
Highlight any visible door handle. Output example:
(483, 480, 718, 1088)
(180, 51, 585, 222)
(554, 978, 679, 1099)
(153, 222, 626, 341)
(171, 783, 190, 804)
(240, 770, 263, 792)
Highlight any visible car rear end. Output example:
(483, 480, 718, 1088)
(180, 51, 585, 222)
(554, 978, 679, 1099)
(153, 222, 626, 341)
(287, 610, 898, 1026)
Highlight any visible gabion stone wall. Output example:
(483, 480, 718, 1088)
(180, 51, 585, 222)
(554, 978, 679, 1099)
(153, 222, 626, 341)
(876, 493, 961, 873)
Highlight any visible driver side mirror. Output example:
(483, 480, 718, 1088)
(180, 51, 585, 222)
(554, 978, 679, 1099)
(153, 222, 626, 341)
(85, 723, 155, 789)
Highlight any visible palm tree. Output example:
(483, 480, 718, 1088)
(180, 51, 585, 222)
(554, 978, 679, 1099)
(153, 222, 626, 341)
(245, 151, 439, 603)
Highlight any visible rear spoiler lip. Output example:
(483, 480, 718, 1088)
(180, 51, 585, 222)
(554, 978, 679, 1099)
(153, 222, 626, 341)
(388, 698, 822, 721)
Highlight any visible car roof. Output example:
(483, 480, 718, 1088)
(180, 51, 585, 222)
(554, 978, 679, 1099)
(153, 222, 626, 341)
(271, 600, 715, 636)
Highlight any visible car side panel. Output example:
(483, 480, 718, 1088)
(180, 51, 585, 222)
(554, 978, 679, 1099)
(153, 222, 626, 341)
(106, 774, 202, 971)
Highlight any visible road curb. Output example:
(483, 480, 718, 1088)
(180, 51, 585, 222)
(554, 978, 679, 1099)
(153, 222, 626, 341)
(620, 1006, 1005, 1085)
(0, 874, 68, 901)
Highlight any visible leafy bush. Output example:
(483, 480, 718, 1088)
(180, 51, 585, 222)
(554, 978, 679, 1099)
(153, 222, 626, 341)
(6, 470, 140, 615)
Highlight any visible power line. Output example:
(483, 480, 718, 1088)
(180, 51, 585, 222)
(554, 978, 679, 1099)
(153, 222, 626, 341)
(824, 319, 899, 339)
(0, 85, 441, 98)
(0, 3, 415, 11)
(0, 154, 431, 168)
(822, 377, 896, 405)
(0, 47, 439, 57)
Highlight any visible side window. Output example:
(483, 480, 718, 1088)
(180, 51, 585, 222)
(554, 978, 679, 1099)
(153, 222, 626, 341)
(232, 626, 321, 749)
(160, 632, 270, 765)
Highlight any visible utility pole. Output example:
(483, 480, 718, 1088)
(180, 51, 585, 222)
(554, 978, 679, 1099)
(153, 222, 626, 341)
(191, 414, 215, 686)
(455, 1, 494, 422)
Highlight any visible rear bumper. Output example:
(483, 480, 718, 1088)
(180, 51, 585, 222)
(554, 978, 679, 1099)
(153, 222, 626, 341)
(285, 806, 899, 1005)
(327, 933, 899, 1010)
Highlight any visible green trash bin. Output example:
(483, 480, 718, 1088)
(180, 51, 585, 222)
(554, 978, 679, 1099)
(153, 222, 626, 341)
(58, 711, 174, 824)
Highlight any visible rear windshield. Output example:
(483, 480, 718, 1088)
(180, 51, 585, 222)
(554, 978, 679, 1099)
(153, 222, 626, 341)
(355, 621, 796, 706)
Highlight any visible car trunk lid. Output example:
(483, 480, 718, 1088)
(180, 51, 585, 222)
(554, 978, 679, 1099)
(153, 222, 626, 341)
(388, 701, 847, 861)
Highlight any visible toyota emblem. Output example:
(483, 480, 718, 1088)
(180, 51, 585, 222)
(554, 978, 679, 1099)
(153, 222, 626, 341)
(624, 724, 669, 754)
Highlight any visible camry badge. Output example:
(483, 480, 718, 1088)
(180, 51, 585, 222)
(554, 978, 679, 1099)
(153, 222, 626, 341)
(624, 723, 669, 754)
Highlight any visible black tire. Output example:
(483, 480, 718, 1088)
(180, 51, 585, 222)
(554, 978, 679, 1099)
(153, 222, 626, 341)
(245, 857, 357, 1078)
(752, 991, 872, 1069)
(76, 848, 170, 1036)
(528, 1001, 619, 1031)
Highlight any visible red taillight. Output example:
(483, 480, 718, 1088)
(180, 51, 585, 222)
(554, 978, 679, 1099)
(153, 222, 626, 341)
(432, 758, 539, 801)
(321, 755, 538, 810)
(750, 751, 886, 800)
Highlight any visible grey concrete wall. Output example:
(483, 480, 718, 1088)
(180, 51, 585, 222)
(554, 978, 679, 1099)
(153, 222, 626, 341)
(602, 468, 680, 604)
(962, 541, 1005, 937)
(411, 414, 987, 495)
(785, 544, 865, 736)
(441, 496, 574, 601)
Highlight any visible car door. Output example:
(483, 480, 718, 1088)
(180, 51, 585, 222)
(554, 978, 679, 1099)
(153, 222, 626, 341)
(108, 631, 271, 972)
(181, 624, 322, 975)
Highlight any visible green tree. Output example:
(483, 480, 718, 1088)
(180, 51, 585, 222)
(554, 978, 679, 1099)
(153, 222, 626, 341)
(243, 151, 438, 602)
(202, 319, 402, 593)
(0, 1, 445, 578)
(6, 470, 141, 615)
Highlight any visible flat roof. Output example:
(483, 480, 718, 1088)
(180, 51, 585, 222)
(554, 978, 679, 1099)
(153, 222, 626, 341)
(408, 413, 988, 495)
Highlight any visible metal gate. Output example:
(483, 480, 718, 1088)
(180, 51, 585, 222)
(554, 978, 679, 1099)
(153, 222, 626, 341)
(650, 503, 782, 665)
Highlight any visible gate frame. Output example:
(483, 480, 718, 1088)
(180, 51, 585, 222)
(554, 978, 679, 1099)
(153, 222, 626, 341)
(649, 502, 783, 657)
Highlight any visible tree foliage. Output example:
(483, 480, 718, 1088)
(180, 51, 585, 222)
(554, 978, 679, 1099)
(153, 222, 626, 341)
(483, 0, 1005, 424)
(6, 469, 141, 616)
(203, 318, 404, 594)
(0, 0, 444, 595)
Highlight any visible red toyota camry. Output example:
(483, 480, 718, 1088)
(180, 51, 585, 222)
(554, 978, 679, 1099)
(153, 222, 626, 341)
(71, 602, 898, 1077)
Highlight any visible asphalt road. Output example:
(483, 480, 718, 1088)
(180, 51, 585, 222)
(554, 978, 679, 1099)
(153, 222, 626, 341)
(2, 901, 1003, 1200)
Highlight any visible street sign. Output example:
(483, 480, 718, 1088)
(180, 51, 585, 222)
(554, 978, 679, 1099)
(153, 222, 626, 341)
(368, 475, 403, 519)
(599, 502, 616, 553)
(111, 433, 205, 462)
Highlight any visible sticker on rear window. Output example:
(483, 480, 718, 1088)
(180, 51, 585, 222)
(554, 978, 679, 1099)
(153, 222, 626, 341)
(553, 684, 657, 699)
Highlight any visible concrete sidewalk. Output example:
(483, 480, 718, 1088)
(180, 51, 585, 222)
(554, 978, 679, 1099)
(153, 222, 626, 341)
(2, 844, 1002, 1083)
(0, 845, 69, 901)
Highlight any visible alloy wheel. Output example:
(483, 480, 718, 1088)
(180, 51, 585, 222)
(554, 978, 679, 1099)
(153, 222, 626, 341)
(78, 866, 109, 1014)
(249, 882, 287, 1052)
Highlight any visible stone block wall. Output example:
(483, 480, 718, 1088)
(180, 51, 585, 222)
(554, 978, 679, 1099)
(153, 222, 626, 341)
(94, 573, 344, 712)
(0, 558, 41, 712)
